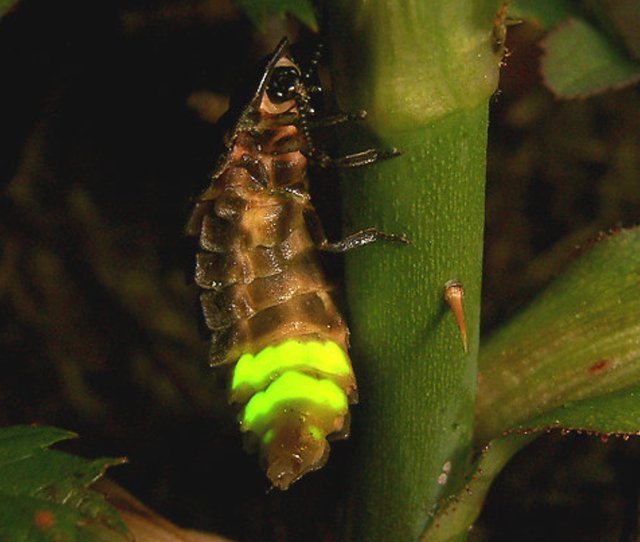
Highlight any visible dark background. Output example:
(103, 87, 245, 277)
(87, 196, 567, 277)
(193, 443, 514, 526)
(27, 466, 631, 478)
(1, 1, 640, 541)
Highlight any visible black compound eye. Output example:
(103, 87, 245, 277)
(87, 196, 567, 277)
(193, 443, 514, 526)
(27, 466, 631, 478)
(266, 66, 301, 104)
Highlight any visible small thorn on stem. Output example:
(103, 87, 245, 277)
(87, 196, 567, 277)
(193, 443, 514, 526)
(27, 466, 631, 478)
(444, 280, 468, 353)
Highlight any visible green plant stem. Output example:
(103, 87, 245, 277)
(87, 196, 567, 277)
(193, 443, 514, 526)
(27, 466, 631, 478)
(321, 2, 501, 540)
(341, 111, 487, 542)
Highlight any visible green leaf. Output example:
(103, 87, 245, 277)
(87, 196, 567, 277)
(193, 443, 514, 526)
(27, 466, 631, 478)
(542, 17, 640, 97)
(505, 1, 640, 95)
(232, 0, 317, 31)
(507, 0, 581, 30)
(0, 425, 129, 542)
(516, 383, 640, 435)
(0, 426, 75, 465)
(476, 226, 640, 443)
(582, 0, 640, 60)
(0, 0, 21, 20)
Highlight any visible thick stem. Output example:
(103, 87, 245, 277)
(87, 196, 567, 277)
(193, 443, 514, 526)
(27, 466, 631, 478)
(320, 1, 501, 540)
(341, 111, 487, 541)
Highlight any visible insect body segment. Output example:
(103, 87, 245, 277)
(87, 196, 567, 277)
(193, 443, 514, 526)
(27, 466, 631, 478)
(189, 39, 358, 490)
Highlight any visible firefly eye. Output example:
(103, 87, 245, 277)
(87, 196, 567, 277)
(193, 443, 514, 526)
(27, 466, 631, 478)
(267, 66, 301, 104)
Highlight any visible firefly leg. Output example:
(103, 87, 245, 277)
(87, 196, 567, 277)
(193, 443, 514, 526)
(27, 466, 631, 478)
(309, 110, 368, 128)
(309, 147, 401, 168)
(331, 148, 402, 168)
(297, 99, 401, 168)
(320, 228, 409, 252)
(304, 209, 409, 253)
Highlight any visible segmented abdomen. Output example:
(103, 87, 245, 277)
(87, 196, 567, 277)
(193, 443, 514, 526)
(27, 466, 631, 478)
(194, 159, 349, 362)
(190, 124, 356, 489)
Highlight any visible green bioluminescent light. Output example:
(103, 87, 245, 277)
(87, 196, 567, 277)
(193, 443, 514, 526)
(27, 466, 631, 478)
(230, 340, 352, 403)
(240, 371, 348, 437)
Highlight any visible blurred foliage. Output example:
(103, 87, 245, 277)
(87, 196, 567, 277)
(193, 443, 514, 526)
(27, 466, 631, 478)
(507, 0, 581, 29)
(471, 433, 640, 542)
(0, 425, 128, 542)
(541, 18, 640, 97)
(0, 1, 640, 542)
(478, 22, 640, 542)
(0, 0, 21, 19)
(483, 23, 640, 333)
(232, 0, 317, 31)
